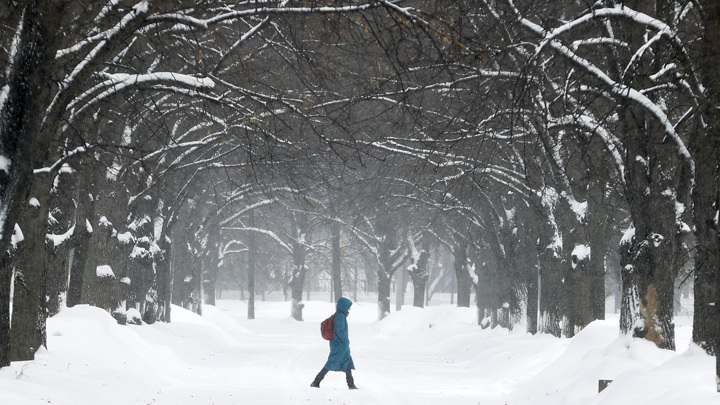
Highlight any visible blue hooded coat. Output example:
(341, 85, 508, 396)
(323, 297, 355, 372)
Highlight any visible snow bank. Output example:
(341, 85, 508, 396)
(373, 304, 476, 338)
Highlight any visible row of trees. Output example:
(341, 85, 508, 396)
(0, 0, 718, 390)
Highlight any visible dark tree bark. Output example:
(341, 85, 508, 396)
(66, 158, 97, 307)
(619, 110, 688, 350)
(587, 179, 609, 321)
(692, 0, 720, 390)
(0, 0, 66, 366)
(155, 232, 173, 323)
(8, 173, 53, 361)
(609, 0, 691, 351)
(475, 241, 496, 328)
(525, 263, 539, 335)
(619, 227, 640, 336)
(79, 163, 120, 313)
(82, 216, 118, 314)
(566, 248, 592, 338)
(538, 247, 565, 338)
(44, 238, 70, 318)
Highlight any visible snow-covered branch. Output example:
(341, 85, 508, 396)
(507, 1, 693, 173)
(222, 226, 292, 254)
(205, 2, 392, 25)
(33, 146, 92, 175)
(68, 72, 215, 120)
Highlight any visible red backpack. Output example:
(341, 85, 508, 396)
(321, 312, 338, 340)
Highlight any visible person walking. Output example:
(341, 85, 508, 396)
(310, 297, 357, 389)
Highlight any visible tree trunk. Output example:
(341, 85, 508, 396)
(79, 166, 119, 314)
(156, 234, 172, 323)
(171, 223, 200, 314)
(0, 0, 66, 367)
(66, 225, 90, 308)
(453, 239, 472, 308)
(66, 161, 97, 308)
(525, 265, 539, 335)
(44, 235, 70, 317)
(692, 0, 720, 390)
(475, 241, 497, 328)
(331, 222, 343, 302)
(408, 243, 430, 308)
(377, 270, 391, 320)
(566, 251, 592, 338)
(686, 118, 717, 357)
(619, 226, 641, 336)
(621, 172, 684, 351)
(395, 267, 406, 311)
(196, 260, 204, 316)
(621, 112, 686, 350)
(289, 240, 307, 321)
(587, 180, 608, 321)
(203, 256, 217, 307)
(410, 272, 427, 308)
(376, 218, 400, 320)
(511, 199, 541, 334)
(0, 261, 11, 367)
(538, 248, 565, 338)
(9, 173, 53, 361)
(83, 217, 118, 314)
(613, 0, 690, 351)
(247, 212, 256, 320)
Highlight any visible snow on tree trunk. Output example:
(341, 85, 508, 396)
(619, 229, 642, 338)
(566, 244, 591, 338)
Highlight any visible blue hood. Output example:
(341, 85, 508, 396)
(336, 297, 352, 314)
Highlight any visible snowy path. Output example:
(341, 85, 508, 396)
(130, 300, 567, 405)
(1, 298, 716, 405)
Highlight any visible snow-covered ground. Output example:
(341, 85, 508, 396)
(0, 296, 716, 404)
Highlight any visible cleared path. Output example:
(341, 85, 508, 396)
(131, 299, 562, 405)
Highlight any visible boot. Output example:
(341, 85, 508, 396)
(346, 375, 358, 390)
(310, 372, 324, 388)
